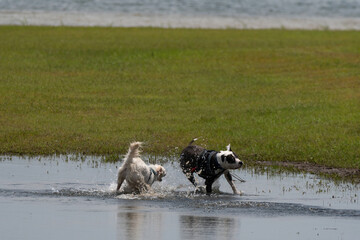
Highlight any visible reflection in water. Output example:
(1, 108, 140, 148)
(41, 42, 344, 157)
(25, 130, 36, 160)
(116, 203, 239, 240)
(180, 215, 238, 240)
(117, 205, 163, 240)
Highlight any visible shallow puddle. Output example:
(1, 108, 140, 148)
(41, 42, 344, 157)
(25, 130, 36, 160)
(0, 155, 359, 240)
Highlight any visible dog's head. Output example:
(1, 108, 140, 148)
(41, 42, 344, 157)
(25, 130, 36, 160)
(154, 165, 167, 182)
(217, 144, 243, 169)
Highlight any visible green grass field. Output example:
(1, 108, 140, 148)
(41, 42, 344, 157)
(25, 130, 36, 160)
(0, 26, 359, 169)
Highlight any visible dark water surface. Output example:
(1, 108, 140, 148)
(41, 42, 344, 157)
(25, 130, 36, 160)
(1, 156, 360, 240)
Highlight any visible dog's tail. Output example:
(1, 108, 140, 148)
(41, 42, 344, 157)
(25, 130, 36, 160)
(123, 141, 142, 165)
(188, 138, 198, 145)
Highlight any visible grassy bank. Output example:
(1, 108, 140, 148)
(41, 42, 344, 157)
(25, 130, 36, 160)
(0, 26, 359, 169)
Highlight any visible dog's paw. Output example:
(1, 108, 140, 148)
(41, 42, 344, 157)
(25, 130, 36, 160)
(234, 190, 244, 195)
(194, 185, 206, 194)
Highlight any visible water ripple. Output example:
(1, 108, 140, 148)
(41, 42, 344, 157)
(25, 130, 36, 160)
(1, 187, 359, 218)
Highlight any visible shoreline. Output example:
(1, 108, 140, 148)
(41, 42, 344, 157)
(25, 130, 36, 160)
(2, 154, 359, 183)
(251, 161, 360, 183)
(1, 10, 360, 30)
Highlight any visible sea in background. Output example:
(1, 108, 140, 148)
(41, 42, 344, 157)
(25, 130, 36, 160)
(0, 0, 359, 29)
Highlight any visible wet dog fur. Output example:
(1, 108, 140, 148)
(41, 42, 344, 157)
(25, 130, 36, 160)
(116, 142, 166, 194)
(179, 139, 243, 195)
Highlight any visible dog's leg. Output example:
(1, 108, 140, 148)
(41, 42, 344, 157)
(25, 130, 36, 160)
(137, 182, 151, 193)
(205, 179, 215, 195)
(116, 178, 125, 192)
(224, 171, 241, 195)
(116, 170, 126, 192)
(183, 169, 197, 187)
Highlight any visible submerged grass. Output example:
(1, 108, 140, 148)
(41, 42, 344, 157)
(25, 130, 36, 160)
(0, 26, 359, 169)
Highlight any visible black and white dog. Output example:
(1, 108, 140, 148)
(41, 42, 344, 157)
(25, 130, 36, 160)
(179, 139, 243, 195)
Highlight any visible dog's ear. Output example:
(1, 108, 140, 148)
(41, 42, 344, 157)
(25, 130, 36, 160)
(226, 144, 231, 151)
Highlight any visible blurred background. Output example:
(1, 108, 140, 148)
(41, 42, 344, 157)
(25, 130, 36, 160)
(0, 0, 359, 29)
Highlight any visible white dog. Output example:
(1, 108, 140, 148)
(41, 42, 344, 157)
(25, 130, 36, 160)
(116, 142, 166, 194)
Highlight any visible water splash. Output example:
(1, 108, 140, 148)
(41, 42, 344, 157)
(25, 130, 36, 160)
(1, 155, 360, 218)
